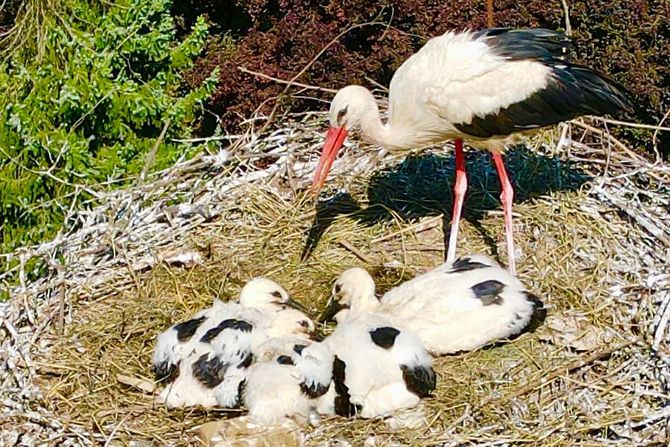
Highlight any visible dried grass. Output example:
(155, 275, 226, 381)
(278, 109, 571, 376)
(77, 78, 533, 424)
(1, 111, 669, 446)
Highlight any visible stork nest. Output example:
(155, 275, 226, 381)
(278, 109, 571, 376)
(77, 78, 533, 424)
(1, 109, 669, 446)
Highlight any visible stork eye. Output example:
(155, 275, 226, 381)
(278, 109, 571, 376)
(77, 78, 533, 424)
(336, 106, 348, 124)
(334, 284, 342, 294)
(271, 290, 283, 299)
(299, 320, 310, 328)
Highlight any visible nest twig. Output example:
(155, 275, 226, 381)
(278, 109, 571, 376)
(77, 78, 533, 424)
(1, 110, 669, 445)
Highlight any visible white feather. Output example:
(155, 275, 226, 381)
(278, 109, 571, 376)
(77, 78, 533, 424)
(329, 254, 541, 354)
(153, 278, 315, 409)
(243, 339, 333, 426)
(324, 313, 433, 418)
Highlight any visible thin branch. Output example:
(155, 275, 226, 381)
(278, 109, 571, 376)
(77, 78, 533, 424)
(339, 240, 375, 264)
(570, 119, 648, 164)
(138, 119, 171, 185)
(487, 0, 494, 27)
(652, 107, 670, 163)
(256, 18, 390, 136)
(598, 117, 670, 133)
(479, 339, 638, 408)
(560, 0, 572, 36)
(238, 67, 338, 93)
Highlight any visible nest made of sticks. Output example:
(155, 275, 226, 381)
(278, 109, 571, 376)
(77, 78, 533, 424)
(1, 110, 669, 446)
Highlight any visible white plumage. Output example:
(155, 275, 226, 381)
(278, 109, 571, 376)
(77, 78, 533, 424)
(321, 254, 545, 355)
(311, 28, 632, 274)
(243, 340, 333, 426)
(242, 314, 436, 422)
(318, 313, 436, 419)
(152, 278, 314, 409)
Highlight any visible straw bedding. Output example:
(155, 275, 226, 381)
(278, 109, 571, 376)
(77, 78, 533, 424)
(1, 112, 669, 446)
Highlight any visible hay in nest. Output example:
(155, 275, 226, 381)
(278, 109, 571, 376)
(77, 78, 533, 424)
(1, 111, 669, 446)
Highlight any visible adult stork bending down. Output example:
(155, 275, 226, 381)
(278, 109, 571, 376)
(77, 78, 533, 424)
(311, 28, 632, 274)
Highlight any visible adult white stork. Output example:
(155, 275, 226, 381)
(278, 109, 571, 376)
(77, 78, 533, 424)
(311, 28, 633, 274)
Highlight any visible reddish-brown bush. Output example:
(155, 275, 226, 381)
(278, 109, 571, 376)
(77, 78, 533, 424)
(175, 0, 669, 153)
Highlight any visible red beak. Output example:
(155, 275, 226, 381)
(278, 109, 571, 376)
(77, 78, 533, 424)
(311, 126, 348, 194)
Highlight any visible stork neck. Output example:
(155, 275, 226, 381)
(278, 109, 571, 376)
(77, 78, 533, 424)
(359, 101, 422, 152)
(359, 109, 405, 151)
(349, 288, 381, 315)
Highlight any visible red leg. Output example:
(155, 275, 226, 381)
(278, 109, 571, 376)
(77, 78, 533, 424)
(446, 138, 466, 264)
(492, 152, 516, 275)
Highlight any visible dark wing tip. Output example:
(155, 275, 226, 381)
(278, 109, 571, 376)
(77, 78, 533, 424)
(192, 353, 227, 388)
(332, 356, 359, 417)
(174, 315, 207, 342)
(401, 364, 437, 397)
(293, 344, 307, 355)
(153, 360, 179, 383)
(471, 280, 505, 306)
(450, 256, 492, 273)
(475, 28, 571, 62)
(200, 318, 253, 343)
(239, 352, 254, 368)
(300, 381, 330, 399)
(369, 326, 401, 349)
(276, 355, 294, 365)
(523, 292, 547, 333)
(550, 65, 635, 115)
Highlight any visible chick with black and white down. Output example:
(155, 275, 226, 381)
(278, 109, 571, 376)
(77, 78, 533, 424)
(158, 307, 315, 409)
(321, 254, 546, 355)
(153, 277, 308, 384)
(243, 340, 334, 426)
(317, 313, 436, 419)
(151, 278, 314, 408)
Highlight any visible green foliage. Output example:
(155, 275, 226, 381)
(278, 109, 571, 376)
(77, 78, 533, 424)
(0, 0, 217, 255)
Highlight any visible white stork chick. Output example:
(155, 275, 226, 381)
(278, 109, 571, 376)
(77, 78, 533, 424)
(158, 308, 315, 409)
(152, 278, 314, 408)
(243, 340, 333, 426)
(152, 277, 309, 385)
(321, 313, 436, 419)
(321, 254, 545, 355)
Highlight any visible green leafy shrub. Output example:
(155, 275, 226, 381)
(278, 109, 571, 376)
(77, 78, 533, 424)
(0, 0, 217, 254)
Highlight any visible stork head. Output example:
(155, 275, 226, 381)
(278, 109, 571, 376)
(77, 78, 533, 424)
(266, 308, 315, 338)
(319, 267, 378, 323)
(311, 85, 377, 193)
(239, 277, 308, 313)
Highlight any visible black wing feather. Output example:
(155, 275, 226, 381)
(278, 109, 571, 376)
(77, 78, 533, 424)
(332, 356, 361, 417)
(369, 327, 400, 349)
(401, 364, 436, 397)
(456, 28, 633, 139)
(192, 353, 228, 388)
(471, 280, 505, 306)
(174, 316, 207, 342)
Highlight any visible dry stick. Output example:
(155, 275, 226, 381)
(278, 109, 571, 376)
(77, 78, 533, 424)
(339, 240, 376, 264)
(138, 119, 172, 185)
(116, 373, 155, 394)
(238, 67, 338, 94)
(560, 0, 572, 36)
(594, 185, 670, 247)
(571, 120, 648, 163)
(652, 291, 670, 351)
(255, 19, 389, 137)
(371, 214, 443, 244)
(631, 404, 670, 429)
(479, 339, 637, 409)
(652, 107, 670, 163)
(599, 117, 670, 133)
(486, 0, 494, 27)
